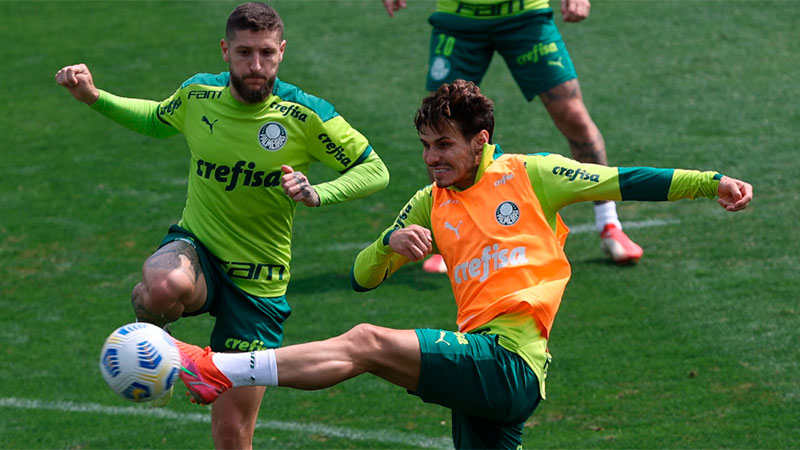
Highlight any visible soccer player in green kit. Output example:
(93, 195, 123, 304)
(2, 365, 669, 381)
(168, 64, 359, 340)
(170, 80, 753, 450)
(383, 0, 644, 272)
(55, 3, 389, 448)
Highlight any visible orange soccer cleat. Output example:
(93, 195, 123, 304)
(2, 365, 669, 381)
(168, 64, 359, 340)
(173, 339, 232, 405)
(600, 224, 643, 264)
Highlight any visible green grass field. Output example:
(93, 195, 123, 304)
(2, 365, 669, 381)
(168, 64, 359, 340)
(2, 0, 798, 448)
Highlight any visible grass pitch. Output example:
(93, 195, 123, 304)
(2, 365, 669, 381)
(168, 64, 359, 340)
(1, 0, 798, 448)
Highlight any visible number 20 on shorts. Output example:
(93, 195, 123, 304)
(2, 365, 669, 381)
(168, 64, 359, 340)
(435, 33, 456, 57)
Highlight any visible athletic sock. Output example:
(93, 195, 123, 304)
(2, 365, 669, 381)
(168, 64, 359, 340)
(594, 201, 623, 232)
(212, 349, 278, 387)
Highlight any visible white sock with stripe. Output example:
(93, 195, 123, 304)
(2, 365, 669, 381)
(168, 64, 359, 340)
(212, 349, 278, 387)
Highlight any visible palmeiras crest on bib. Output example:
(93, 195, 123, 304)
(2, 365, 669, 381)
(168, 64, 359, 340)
(495, 201, 520, 226)
(430, 56, 451, 81)
(258, 122, 287, 151)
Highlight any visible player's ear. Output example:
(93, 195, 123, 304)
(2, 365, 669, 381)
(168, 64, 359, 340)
(276, 39, 286, 63)
(221, 39, 230, 62)
(472, 129, 489, 151)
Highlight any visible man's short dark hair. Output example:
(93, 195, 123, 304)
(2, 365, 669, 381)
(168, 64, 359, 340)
(226, 2, 284, 40)
(414, 80, 495, 142)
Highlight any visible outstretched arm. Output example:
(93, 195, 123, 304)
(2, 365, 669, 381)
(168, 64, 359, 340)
(523, 153, 753, 225)
(55, 63, 178, 138)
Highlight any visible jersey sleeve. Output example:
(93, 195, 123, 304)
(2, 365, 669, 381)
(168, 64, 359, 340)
(314, 151, 390, 206)
(351, 186, 434, 292)
(89, 90, 180, 138)
(524, 153, 721, 215)
(153, 86, 187, 134)
(307, 111, 372, 175)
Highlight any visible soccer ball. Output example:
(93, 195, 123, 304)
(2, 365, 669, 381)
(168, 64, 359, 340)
(99, 322, 180, 403)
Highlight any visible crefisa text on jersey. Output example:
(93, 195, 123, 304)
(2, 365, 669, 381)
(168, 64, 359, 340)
(196, 159, 283, 191)
(317, 133, 352, 168)
(552, 166, 600, 182)
(269, 101, 308, 122)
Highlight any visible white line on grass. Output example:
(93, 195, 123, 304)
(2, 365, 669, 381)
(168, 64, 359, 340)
(0, 397, 452, 449)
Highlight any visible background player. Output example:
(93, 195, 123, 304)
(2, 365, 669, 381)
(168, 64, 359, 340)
(172, 80, 752, 449)
(383, 0, 643, 272)
(55, 2, 389, 448)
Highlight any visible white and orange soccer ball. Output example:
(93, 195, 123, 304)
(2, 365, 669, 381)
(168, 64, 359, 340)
(99, 323, 180, 403)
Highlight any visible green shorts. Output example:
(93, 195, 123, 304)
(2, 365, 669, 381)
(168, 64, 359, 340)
(413, 329, 541, 449)
(426, 9, 577, 100)
(161, 225, 291, 352)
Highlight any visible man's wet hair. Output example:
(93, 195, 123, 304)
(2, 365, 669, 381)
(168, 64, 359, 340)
(226, 2, 284, 40)
(414, 79, 494, 141)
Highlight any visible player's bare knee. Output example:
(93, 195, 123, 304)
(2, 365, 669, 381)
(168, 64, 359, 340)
(343, 324, 389, 363)
(132, 270, 192, 319)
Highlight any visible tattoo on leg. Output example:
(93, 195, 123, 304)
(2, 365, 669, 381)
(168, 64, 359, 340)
(146, 241, 201, 284)
(540, 79, 580, 106)
(567, 135, 606, 165)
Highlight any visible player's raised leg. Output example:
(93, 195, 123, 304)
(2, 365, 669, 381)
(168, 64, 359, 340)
(541, 79, 643, 264)
(175, 324, 421, 404)
(131, 240, 207, 328)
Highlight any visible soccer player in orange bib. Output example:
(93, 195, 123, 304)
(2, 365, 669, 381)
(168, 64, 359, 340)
(174, 80, 752, 449)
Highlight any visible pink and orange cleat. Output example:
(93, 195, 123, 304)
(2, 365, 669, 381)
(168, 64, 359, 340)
(173, 339, 232, 405)
(600, 224, 643, 264)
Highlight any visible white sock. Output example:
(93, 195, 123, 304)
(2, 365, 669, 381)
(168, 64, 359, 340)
(594, 201, 623, 232)
(212, 349, 278, 387)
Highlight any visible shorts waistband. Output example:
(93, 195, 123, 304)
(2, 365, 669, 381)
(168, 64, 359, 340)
(437, 0, 548, 18)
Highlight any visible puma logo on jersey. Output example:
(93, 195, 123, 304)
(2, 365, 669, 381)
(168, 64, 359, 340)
(444, 220, 462, 239)
(202, 116, 218, 134)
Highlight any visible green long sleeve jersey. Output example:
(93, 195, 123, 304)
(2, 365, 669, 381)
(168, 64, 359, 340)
(352, 143, 721, 292)
(90, 72, 389, 297)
